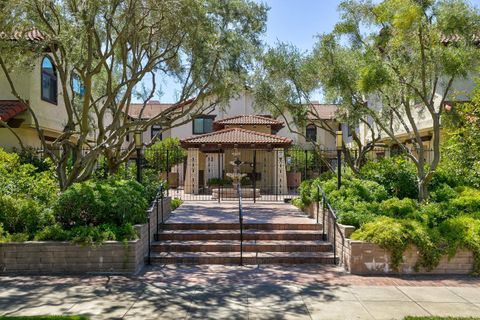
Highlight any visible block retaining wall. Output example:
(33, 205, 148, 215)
(301, 200, 475, 275)
(0, 197, 171, 275)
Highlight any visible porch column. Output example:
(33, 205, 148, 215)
(274, 148, 288, 195)
(185, 148, 199, 194)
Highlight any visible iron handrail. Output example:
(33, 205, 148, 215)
(237, 183, 244, 266)
(147, 183, 166, 265)
(317, 184, 344, 265)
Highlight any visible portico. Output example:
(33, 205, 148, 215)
(181, 115, 293, 196)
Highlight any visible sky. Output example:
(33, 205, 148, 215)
(146, 0, 344, 104)
(255, 0, 342, 53)
(145, 0, 480, 103)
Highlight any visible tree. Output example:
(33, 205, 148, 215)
(330, 0, 480, 201)
(253, 40, 381, 174)
(441, 85, 480, 187)
(0, 0, 267, 190)
(144, 137, 186, 172)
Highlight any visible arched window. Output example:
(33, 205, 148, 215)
(41, 56, 57, 104)
(306, 124, 317, 142)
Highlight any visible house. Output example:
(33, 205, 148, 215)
(0, 30, 72, 150)
(126, 93, 340, 149)
(355, 76, 476, 163)
(181, 115, 292, 196)
(125, 92, 341, 194)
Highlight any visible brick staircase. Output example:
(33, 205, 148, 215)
(149, 222, 337, 265)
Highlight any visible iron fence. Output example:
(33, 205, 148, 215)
(26, 145, 434, 203)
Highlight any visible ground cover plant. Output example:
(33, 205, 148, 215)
(295, 156, 480, 273)
(0, 148, 164, 244)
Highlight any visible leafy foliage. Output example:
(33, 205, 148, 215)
(53, 179, 148, 229)
(360, 157, 418, 199)
(144, 138, 186, 171)
(171, 198, 183, 211)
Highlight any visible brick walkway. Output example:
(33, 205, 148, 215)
(167, 201, 317, 224)
(2, 202, 480, 319)
(1, 265, 480, 319)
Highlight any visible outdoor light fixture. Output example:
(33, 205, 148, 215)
(336, 130, 343, 150)
(134, 129, 143, 149)
(336, 130, 343, 190)
(134, 129, 143, 183)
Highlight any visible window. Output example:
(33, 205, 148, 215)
(71, 73, 84, 97)
(151, 124, 162, 140)
(306, 124, 317, 142)
(41, 56, 57, 104)
(193, 115, 214, 134)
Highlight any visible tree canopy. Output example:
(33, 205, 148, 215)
(0, 0, 267, 189)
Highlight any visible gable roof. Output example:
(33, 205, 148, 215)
(128, 100, 173, 119)
(308, 104, 338, 120)
(0, 29, 46, 42)
(0, 100, 27, 122)
(181, 127, 292, 148)
(213, 114, 284, 131)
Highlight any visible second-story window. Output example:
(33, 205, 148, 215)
(306, 124, 317, 142)
(71, 73, 84, 97)
(151, 124, 162, 140)
(41, 56, 57, 104)
(193, 115, 214, 134)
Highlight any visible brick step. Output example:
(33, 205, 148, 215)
(159, 223, 322, 231)
(149, 251, 336, 265)
(156, 230, 324, 241)
(151, 240, 332, 253)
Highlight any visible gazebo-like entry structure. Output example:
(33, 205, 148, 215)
(181, 115, 293, 197)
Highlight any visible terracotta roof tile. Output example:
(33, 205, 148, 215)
(128, 100, 173, 119)
(181, 127, 292, 147)
(0, 100, 27, 122)
(308, 104, 338, 120)
(0, 29, 46, 42)
(214, 115, 283, 126)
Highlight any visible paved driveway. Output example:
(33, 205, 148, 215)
(1, 265, 480, 319)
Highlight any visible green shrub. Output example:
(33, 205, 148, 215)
(360, 157, 418, 199)
(144, 137, 186, 171)
(430, 183, 458, 203)
(448, 187, 480, 214)
(53, 179, 148, 229)
(0, 223, 9, 243)
(378, 197, 418, 219)
(9, 233, 29, 242)
(0, 148, 58, 206)
(438, 216, 480, 273)
(241, 176, 252, 186)
(299, 180, 315, 206)
(292, 197, 305, 210)
(34, 224, 71, 241)
(69, 225, 117, 245)
(0, 195, 53, 236)
(171, 198, 183, 211)
(324, 178, 388, 205)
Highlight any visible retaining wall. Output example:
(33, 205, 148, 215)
(0, 197, 171, 275)
(301, 200, 475, 275)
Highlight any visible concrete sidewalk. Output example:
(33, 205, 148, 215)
(1, 265, 480, 319)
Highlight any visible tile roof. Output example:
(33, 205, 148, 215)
(0, 100, 27, 122)
(181, 127, 292, 147)
(0, 29, 46, 42)
(128, 100, 173, 119)
(214, 115, 283, 126)
(308, 104, 338, 120)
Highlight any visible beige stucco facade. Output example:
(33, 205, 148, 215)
(0, 54, 69, 150)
